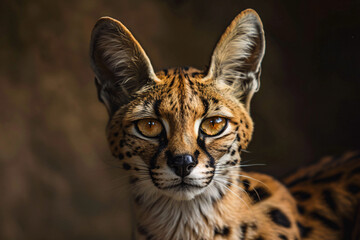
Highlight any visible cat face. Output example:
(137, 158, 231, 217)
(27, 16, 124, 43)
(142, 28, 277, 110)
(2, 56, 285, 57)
(90, 9, 265, 200)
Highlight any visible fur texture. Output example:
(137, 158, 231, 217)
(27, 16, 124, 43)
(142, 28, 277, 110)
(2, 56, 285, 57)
(89, 9, 360, 240)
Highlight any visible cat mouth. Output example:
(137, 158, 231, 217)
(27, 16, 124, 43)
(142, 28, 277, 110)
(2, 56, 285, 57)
(161, 181, 205, 190)
(152, 179, 210, 191)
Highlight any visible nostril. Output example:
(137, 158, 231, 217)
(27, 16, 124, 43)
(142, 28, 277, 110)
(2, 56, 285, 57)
(186, 163, 195, 172)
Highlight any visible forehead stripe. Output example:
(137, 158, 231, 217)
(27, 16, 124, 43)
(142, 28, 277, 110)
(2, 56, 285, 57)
(153, 99, 162, 117)
(201, 97, 209, 117)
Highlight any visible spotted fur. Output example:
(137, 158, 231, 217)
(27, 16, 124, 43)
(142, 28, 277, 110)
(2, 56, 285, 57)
(90, 9, 360, 240)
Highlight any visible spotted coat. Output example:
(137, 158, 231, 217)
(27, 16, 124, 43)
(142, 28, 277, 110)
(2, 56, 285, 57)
(90, 9, 360, 240)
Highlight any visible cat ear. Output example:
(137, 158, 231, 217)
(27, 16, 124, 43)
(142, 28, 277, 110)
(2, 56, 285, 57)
(205, 9, 265, 110)
(90, 17, 160, 115)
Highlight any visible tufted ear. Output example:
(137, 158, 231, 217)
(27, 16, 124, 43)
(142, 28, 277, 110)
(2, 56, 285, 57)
(206, 9, 265, 110)
(90, 17, 160, 116)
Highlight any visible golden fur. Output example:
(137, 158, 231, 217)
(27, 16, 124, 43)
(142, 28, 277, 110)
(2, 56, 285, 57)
(90, 9, 360, 240)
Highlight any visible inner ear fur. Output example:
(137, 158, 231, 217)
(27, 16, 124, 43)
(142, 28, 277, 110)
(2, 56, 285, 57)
(90, 17, 159, 115)
(206, 9, 265, 110)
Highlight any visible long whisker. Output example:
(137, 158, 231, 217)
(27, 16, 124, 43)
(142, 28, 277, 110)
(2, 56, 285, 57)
(216, 163, 266, 168)
(215, 177, 252, 201)
(223, 173, 269, 190)
(214, 180, 250, 210)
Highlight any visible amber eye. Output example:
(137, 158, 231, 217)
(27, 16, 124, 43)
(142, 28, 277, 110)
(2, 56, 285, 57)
(136, 119, 163, 138)
(200, 117, 227, 136)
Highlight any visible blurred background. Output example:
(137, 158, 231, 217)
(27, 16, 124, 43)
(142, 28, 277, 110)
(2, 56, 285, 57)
(0, 0, 359, 239)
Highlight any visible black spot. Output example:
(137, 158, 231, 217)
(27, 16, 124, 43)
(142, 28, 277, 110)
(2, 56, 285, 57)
(312, 173, 343, 184)
(240, 223, 247, 240)
(245, 124, 249, 129)
(188, 79, 194, 87)
(278, 234, 288, 240)
(236, 134, 241, 141)
(212, 98, 219, 104)
(248, 187, 271, 204)
(346, 183, 360, 194)
(119, 140, 125, 148)
(163, 69, 168, 76)
(255, 236, 264, 240)
(231, 150, 236, 156)
(310, 211, 340, 230)
(123, 163, 131, 170)
(296, 221, 312, 238)
(268, 208, 291, 228)
(126, 151, 132, 158)
(214, 226, 230, 236)
(118, 153, 124, 160)
(113, 132, 119, 137)
(134, 167, 140, 171)
(292, 191, 311, 201)
(297, 204, 305, 215)
(242, 179, 250, 191)
(110, 140, 115, 145)
(322, 189, 337, 212)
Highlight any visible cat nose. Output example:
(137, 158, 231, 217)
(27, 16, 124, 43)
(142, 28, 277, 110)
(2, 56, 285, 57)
(167, 154, 197, 177)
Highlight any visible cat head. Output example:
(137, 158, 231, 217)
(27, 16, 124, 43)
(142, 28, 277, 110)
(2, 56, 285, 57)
(90, 9, 265, 200)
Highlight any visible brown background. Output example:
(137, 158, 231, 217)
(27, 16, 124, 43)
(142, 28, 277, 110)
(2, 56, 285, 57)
(1, 0, 359, 239)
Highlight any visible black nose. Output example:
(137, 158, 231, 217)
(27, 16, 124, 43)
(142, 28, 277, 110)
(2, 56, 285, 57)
(167, 154, 197, 177)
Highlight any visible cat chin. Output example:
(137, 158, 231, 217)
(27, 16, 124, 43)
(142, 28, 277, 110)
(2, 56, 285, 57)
(160, 187, 206, 201)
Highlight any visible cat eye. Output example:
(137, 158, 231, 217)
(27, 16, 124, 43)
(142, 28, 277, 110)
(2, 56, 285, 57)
(136, 119, 163, 138)
(200, 117, 227, 136)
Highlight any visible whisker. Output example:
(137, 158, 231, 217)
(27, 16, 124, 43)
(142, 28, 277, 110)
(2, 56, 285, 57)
(224, 173, 269, 189)
(215, 177, 252, 200)
(216, 163, 266, 168)
(214, 180, 250, 210)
